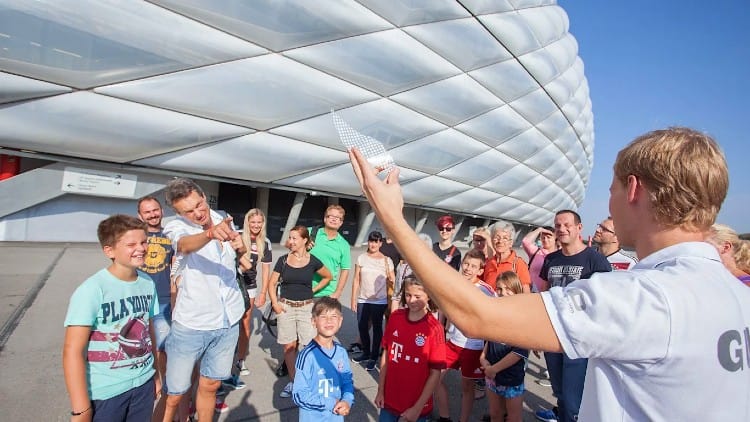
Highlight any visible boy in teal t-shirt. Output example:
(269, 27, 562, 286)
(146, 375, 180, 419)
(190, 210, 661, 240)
(63, 214, 159, 421)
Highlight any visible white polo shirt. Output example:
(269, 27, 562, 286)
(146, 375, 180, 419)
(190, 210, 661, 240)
(164, 210, 244, 330)
(542, 242, 750, 421)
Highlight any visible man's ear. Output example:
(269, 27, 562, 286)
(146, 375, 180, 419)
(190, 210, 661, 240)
(477, 267, 484, 277)
(626, 174, 640, 203)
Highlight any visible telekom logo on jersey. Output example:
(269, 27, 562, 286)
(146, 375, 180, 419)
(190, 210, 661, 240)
(717, 327, 750, 372)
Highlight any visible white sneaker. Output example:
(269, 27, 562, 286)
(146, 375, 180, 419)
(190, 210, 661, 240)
(238, 360, 249, 376)
(279, 381, 293, 398)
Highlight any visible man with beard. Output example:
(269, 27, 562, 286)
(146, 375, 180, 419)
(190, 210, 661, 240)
(136, 196, 174, 421)
(592, 217, 637, 271)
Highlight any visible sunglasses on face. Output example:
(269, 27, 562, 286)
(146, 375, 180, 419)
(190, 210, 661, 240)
(473, 237, 485, 242)
(438, 226, 454, 232)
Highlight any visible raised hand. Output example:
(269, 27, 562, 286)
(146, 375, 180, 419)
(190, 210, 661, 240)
(347, 148, 404, 223)
(210, 216, 239, 242)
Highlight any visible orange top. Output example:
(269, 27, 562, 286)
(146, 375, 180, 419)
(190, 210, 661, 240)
(482, 250, 531, 291)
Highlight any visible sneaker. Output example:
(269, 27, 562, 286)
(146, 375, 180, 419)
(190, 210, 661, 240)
(279, 381, 293, 398)
(237, 359, 249, 376)
(365, 359, 377, 371)
(535, 408, 558, 422)
(275, 361, 288, 377)
(215, 398, 229, 414)
(351, 353, 370, 363)
(222, 374, 246, 390)
(347, 342, 363, 354)
(215, 385, 228, 397)
(537, 378, 552, 387)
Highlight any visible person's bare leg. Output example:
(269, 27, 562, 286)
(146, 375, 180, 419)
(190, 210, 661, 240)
(487, 389, 503, 422)
(237, 306, 252, 364)
(163, 393, 182, 422)
(460, 378, 475, 422)
(152, 351, 167, 422)
(283, 341, 298, 381)
(504, 395, 523, 422)
(195, 376, 220, 422)
(435, 370, 451, 418)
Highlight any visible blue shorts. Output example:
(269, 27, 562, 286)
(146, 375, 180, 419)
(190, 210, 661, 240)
(92, 377, 154, 421)
(151, 301, 172, 351)
(164, 321, 239, 395)
(486, 378, 524, 399)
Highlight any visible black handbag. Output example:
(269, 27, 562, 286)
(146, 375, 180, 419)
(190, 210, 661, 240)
(262, 255, 287, 332)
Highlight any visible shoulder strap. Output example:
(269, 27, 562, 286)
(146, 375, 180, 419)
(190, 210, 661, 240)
(528, 248, 541, 267)
(449, 245, 456, 256)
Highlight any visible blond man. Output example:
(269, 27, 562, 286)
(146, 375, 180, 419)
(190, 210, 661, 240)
(349, 127, 750, 420)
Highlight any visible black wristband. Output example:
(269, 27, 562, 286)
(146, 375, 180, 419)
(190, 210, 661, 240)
(71, 405, 91, 416)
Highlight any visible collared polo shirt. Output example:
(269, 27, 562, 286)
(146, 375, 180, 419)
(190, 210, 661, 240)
(541, 242, 750, 420)
(309, 228, 351, 297)
(164, 210, 244, 330)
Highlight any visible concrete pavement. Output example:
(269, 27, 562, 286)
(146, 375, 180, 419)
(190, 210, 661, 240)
(0, 242, 555, 421)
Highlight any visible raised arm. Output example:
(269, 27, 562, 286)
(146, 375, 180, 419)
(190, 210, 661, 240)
(348, 148, 561, 352)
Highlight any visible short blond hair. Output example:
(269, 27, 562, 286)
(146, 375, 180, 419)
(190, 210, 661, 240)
(708, 224, 750, 273)
(614, 127, 728, 232)
(325, 204, 345, 218)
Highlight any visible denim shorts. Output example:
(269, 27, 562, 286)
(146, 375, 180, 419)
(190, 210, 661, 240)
(164, 321, 239, 395)
(485, 377, 525, 399)
(151, 302, 172, 351)
(276, 300, 316, 346)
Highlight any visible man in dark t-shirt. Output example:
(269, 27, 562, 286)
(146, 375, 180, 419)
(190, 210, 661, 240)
(537, 210, 610, 422)
(136, 195, 174, 421)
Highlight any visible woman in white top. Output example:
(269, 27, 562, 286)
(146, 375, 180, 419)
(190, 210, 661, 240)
(350, 231, 394, 371)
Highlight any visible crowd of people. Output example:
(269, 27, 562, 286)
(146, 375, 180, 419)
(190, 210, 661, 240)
(62, 126, 750, 421)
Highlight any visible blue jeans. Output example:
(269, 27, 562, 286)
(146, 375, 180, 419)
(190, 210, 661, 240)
(164, 321, 239, 395)
(92, 377, 154, 421)
(379, 407, 430, 422)
(151, 301, 171, 351)
(544, 352, 587, 422)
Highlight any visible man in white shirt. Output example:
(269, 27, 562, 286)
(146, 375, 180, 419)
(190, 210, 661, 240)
(161, 178, 245, 422)
(593, 217, 637, 271)
(348, 127, 750, 421)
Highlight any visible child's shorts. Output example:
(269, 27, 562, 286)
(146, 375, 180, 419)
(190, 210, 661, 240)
(445, 341, 484, 379)
(485, 377, 524, 399)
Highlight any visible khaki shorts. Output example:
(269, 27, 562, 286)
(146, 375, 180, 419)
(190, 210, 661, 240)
(276, 300, 316, 346)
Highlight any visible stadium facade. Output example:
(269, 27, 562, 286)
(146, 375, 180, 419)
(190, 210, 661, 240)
(0, 0, 594, 244)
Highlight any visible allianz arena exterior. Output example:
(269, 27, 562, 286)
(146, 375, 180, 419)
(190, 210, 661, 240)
(0, 0, 594, 242)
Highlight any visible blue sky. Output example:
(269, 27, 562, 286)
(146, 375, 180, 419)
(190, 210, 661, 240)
(560, 1, 750, 235)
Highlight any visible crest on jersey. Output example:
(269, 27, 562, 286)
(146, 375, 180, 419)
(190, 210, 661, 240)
(415, 332, 426, 347)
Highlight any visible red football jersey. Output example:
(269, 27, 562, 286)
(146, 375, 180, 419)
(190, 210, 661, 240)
(381, 308, 447, 416)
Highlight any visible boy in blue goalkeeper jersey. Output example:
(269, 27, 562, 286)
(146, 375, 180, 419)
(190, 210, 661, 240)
(293, 297, 354, 421)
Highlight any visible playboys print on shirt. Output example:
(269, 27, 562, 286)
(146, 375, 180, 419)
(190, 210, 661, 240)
(89, 294, 155, 369)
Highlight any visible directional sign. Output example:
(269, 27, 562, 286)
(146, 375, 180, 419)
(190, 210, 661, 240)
(61, 167, 137, 198)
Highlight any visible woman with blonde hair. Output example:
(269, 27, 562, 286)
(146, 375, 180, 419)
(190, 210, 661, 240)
(233, 209, 273, 377)
(706, 223, 750, 286)
(471, 226, 495, 262)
